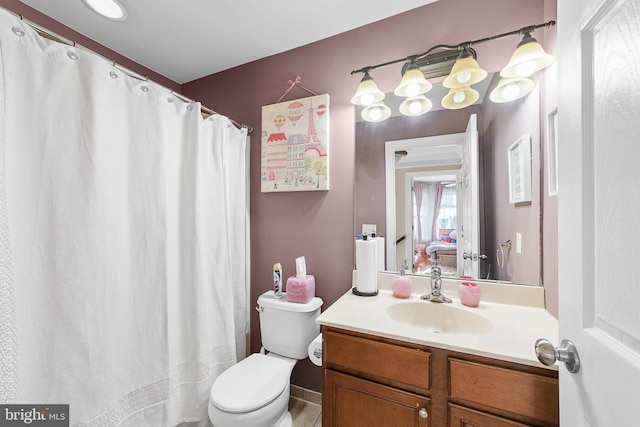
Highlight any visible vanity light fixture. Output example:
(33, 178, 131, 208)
(441, 86, 479, 110)
(81, 0, 128, 21)
(361, 101, 392, 122)
(350, 71, 385, 106)
(351, 20, 555, 122)
(489, 77, 535, 103)
(442, 47, 487, 89)
(500, 31, 555, 78)
(394, 61, 432, 98)
(399, 95, 433, 116)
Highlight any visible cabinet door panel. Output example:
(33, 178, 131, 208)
(449, 403, 530, 427)
(324, 329, 430, 393)
(324, 369, 430, 427)
(449, 358, 558, 425)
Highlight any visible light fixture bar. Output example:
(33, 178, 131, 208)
(350, 20, 555, 77)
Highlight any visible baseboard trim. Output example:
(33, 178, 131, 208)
(290, 385, 322, 406)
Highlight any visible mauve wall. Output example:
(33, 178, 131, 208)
(482, 85, 542, 285)
(183, 0, 554, 392)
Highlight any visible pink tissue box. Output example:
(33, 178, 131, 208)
(286, 275, 316, 304)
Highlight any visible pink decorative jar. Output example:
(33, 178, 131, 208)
(458, 280, 481, 307)
(392, 266, 413, 298)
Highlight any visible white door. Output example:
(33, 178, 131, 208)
(557, 0, 640, 423)
(457, 114, 479, 278)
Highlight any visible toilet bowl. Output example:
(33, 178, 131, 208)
(208, 291, 323, 427)
(208, 353, 295, 427)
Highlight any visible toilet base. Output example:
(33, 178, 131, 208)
(273, 411, 292, 427)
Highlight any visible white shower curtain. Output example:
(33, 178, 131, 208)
(0, 8, 248, 426)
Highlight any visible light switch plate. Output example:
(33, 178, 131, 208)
(516, 233, 522, 254)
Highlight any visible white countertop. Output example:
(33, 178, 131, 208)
(316, 272, 559, 370)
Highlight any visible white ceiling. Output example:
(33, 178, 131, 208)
(19, 0, 437, 84)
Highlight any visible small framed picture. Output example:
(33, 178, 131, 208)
(508, 134, 532, 204)
(547, 108, 558, 196)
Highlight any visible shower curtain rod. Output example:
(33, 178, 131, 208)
(3, 7, 253, 134)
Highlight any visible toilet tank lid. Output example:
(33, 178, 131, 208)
(211, 353, 290, 413)
(258, 291, 323, 312)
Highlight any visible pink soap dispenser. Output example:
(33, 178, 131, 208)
(392, 261, 413, 298)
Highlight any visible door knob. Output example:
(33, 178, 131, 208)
(535, 338, 581, 373)
(463, 253, 488, 261)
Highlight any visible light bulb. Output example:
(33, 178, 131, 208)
(501, 84, 521, 100)
(368, 107, 383, 121)
(514, 61, 537, 77)
(409, 100, 422, 115)
(453, 91, 466, 104)
(405, 84, 420, 98)
(360, 93, 375, 106)
(456, 70, 472, 84)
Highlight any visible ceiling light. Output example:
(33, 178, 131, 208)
(500, 32, 554, 78)
(489, 77, 535, 103)
(394, 63, 432, 98)
(81, 0, 128, 20)
(361, 102, 392, 122)
(441, 86, 479, 109)
(350, 71, 385, 106)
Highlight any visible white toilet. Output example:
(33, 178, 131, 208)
(208, 290, 323, 427)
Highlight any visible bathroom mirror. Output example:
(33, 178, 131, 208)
(355, 77, 548, 286)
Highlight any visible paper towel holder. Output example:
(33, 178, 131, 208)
(352, 287, 378, 297)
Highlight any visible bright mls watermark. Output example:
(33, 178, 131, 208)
(0, 405, 69, 426)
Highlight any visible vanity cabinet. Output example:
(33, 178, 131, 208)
(322, 328, 431, 426)
(322, 327, 559, 427)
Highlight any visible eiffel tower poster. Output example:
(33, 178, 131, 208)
(261, 94, 330, 192)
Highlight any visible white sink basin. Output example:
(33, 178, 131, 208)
(386, 302, 493, 334)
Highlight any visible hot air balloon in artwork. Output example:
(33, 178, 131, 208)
(286, 102, 304, 125)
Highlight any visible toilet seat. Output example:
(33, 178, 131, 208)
(210, 353, 291, 413)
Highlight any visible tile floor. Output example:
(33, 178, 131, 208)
(289, 397, 321, 427)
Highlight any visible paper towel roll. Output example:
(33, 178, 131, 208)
(308, 333, 322, 366)
(373, 236, 385, 271)
(355, 238, 378, 294)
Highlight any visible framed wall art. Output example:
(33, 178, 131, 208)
(261, 94, 330, 192)
(508, 134, 532, 204)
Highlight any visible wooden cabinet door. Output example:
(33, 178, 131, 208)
(324, 369, 430, 427)
(449, 404, 530, 427)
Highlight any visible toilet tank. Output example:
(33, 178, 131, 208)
(257, 290, 323, 360)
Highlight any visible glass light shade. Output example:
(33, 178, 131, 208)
(441, 86, 479, 109)
(394, 64, 432, 98)
(443, 52, 487, 89)
(361, 101, 392, 122)
(500, 33, 555, 78)
(399, 95, 433, 116)
(81, 0, 128, 20)
(351, 73, 385, 106)
(489, 77, 535, 103)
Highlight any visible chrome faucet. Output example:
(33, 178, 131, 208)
(421, 265, 452, 303)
